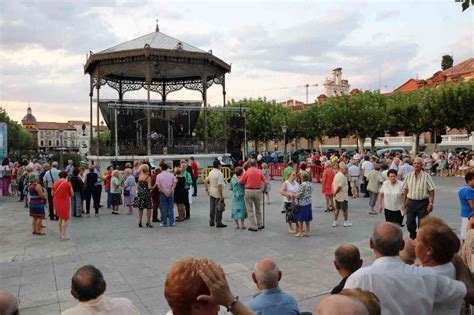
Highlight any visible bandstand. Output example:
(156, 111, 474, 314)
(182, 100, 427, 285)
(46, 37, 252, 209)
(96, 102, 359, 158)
(84, 21, 240, 163)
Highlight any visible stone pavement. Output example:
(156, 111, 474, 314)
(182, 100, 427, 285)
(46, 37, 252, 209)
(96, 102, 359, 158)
(0, 176, 464, 314)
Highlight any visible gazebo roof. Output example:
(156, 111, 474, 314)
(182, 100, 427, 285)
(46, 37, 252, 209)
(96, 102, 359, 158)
(98, 31, 206, 54)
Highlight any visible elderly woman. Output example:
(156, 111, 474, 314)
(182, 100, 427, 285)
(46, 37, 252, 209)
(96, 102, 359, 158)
(414, 217, 462, 315)
(322, 161, 335, 212)
(280, 170, 299, 234)
(378, 169, 404, 225)
(28, 173, 46, 235)
(53, 171, 74, 240)
(230, 167, 247, 229)
(294, 172, 313, 237)
(123, 168, 136, 215)
(110, 170, 122, 214)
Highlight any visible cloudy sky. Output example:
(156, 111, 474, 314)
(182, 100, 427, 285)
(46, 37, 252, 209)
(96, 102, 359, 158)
(0, 0, 472, 123)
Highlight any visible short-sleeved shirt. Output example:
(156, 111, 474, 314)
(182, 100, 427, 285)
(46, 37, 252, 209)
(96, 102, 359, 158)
(332, 171, 348, 202)
(458, 185, 474, 218)
(380, 180, 404, 211)
(246, 287, 299, 315)
(367, 170, 384, 193)
(110, 177, 122, 194)
(156, 171, 176, 195)
(362, 161, 374, 177)
(183, 171, 192, 189)
(239, 167, 265, 189)
(206, 168, 224, 198)
(44, 168, 60, 188)
(403, 171, 435, 200)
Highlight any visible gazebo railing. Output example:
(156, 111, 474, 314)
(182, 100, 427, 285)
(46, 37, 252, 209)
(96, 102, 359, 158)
(90, 138, 225, 156)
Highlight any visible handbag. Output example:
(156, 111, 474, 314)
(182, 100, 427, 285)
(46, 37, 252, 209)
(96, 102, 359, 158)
(123, 189, 130, 196)
(217, 199, 226, 212)
(289, 200, 299, 214)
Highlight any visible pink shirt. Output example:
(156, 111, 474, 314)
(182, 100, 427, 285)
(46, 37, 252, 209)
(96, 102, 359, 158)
(156, 171, 175, 194)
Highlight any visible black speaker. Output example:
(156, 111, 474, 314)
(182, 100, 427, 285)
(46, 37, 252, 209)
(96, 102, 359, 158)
(230, 117, 244, 130)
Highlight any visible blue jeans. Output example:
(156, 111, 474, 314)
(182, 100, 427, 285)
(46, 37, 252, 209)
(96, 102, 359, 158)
(71, 192, 82, 217)
(105, 187, 111, 208)
(159, 192, 174, 225)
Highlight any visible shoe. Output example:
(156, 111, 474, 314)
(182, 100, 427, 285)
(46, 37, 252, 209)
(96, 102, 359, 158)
(332, 221, 337, 227)
(94, 213, 99, 217)
(344, 222, 352, 227)
(258, 226, 264, 230)
(146, 223, 153, 228)
(241, 226, 247, 230)
(281, 210, 286, 213)
(209, 222, 215, 227)
(324, 208, 329, 213)
(152, 219, 160, 222)
(216, 223, 227, 228)
(304, 231, 311, 237)
(185, 217, 190, 220)
(295, 233, 303, 238)
(288, 229, 295, 234)
(160, 223, 167, 227)
(170, 223, 176, 227)
(138, 223, 143, 228)
(248, 228, 258, 232)
(368, 211, 377, 215)
(192, 194, 197, 197)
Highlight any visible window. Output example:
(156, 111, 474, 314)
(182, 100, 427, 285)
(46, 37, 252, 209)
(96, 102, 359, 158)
(56, 140, 60, 146)
(40, 140, 44, 146)
(48, 140, 52, 146)
(39, 131, 44, 138)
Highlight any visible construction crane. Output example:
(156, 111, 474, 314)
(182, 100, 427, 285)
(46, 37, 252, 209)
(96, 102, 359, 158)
(263, 83, 319, 104)
(299, 84, 319, 105)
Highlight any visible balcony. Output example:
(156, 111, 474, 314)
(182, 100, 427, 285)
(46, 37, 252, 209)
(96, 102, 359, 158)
(440, 134, 473, 147)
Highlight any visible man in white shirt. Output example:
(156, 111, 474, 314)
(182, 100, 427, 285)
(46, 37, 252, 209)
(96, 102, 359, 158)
(361, 157, 374, 198)
(204, 160, 227, 228)
(62, 265, 139, 315)
(332, 164, 352, 227)
(345, 222, 469, 315)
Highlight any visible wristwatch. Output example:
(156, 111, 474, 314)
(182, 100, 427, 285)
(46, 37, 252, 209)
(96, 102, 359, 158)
(226, 296, 239, 312)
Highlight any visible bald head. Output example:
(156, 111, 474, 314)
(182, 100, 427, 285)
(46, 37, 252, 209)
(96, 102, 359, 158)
(400, 237, 416, 265)
(334, 244, 362, 274)
(253, 259, 281, 289)
(0, 291, 19, 315)
(314, 295, 369, 315)
(371, 223, 404, 257)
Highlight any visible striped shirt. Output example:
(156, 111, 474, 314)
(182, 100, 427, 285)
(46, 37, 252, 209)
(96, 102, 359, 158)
(402, 171, 435, 200)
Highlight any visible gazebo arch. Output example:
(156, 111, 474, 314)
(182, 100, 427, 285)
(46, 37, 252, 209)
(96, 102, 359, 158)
(84, 21, 231, 155)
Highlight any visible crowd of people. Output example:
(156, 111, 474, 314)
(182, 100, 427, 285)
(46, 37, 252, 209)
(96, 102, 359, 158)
(0, 156, 200, 240)
(1, 148, 474, 314)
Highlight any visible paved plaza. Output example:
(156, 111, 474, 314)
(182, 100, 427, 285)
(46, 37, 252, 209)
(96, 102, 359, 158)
(0, 176, 465, 314)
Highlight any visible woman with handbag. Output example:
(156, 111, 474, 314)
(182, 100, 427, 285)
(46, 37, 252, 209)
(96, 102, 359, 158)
(123, 168, 136, 215)
(28, 173, 47, 236)
(52, 171, 73, 240)
(280, 171, 299, 234)
(294, 172, 313, 237)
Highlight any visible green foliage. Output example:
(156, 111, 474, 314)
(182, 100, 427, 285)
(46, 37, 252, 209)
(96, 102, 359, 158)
(0, 107, 34, 154)
(462, 0, 473, 11)
(441, 55, 454, 70)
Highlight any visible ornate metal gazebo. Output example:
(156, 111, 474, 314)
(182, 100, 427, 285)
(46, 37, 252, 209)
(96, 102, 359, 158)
(84, 22, 231, 155)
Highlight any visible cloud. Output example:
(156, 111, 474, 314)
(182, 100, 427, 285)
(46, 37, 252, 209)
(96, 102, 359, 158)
(375, 10, 400, 22)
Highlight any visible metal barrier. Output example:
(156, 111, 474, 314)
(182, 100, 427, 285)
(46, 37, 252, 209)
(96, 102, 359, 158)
(269, 163, 284, 180)
(269, 163, 323, 183)
(201, 166, 233, 183)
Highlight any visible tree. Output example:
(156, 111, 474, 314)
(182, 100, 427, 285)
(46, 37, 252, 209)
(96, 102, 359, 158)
(462, 0, 473, 11)
(349, 91, 387, 152)
(441, 55, 454, 71)
(387, 92, 430, 153)
(299, 105, 324, 150)
(320, 96, 353, 152)
(0, 107, 34, 154)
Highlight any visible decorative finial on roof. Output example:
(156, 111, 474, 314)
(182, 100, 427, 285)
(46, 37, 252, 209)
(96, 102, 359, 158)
(155, 19, 160, 32)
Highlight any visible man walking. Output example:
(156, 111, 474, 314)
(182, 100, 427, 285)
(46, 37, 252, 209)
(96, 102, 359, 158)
(43, 161, 60, 220)
(402, 157, 435, 239)
(204, 160, 226, 228)
(332, 163, 352, 227)
(361, 156, 374, 197)
(240, 159, 266, 232)
(458, 171, 474, 241)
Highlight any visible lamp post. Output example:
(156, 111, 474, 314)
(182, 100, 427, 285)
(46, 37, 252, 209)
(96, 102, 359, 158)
(282, 125, 287, 164)
(58, 128, 64, 169)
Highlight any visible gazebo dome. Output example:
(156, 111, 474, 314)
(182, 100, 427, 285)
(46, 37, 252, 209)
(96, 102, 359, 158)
(22, 107, 36, 123)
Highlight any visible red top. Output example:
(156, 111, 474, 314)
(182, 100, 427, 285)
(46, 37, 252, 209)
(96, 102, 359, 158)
(322, 168, 335, 195)
(191, 161, 199, 179)
(105, 171, 112, 189)
(239, 167, 265, 189)
(52, 179, 72, 220)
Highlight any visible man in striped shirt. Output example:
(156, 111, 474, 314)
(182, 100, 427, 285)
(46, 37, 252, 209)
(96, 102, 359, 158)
(402, 157, 435, 239)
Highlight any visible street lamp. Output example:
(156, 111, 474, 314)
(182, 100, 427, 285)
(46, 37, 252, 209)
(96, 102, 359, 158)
(58, 128, 64, 169)
(282, 125, 288, 164)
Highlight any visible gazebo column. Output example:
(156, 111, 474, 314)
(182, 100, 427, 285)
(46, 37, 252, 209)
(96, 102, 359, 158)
(96, 75, 101, 157)
(222, 75, 227, 154)
(146, 62, 152, 156)
(89, 75, 93, 157)
(202, 75, 208, 154)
